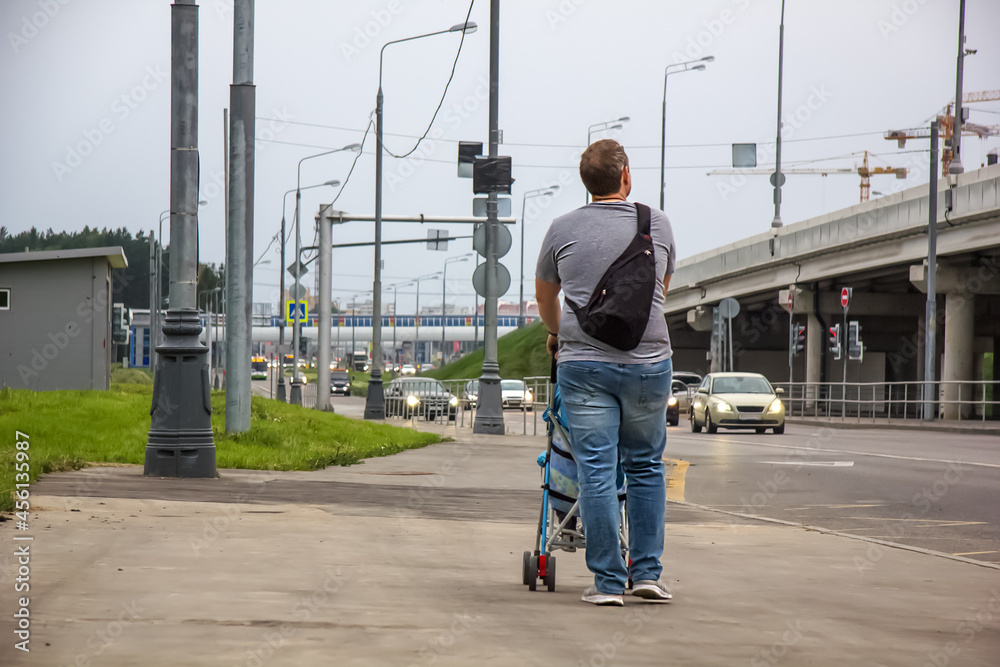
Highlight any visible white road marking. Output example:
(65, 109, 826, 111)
(759, 460, 854, 467)
(671, 433, 1000, 469)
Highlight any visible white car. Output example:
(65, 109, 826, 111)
(500, 379, 533, 410)
(399, 364, 416, 376)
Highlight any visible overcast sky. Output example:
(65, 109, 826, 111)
(2, 0, 999, 314)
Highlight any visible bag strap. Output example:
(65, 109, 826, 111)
(635, 202, 651, 236)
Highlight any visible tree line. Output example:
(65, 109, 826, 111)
(0, 225, 223, 311)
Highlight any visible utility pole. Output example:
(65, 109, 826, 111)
(145, 0, 215, 478)
(225, 0, 255, 432)
(949, 0, 967, 175)
(474, 0, 504, 435)
(316, 206, 332, 411)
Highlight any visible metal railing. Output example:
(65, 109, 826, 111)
(770, 380, 1000, 423)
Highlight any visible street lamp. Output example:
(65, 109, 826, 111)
(518, 186, 560, 327)
(291, 146, 359, 406)
(387, 280, 411, 364)
(660, 56, 712, 210)
(441, 254, 473, 365)
(368, 19, 478, 420)
(276, 179, 340, 402)
(413, 273, 440, 365)
(585, 117, 630, 204)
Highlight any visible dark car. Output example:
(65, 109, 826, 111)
(666, 380, 683, 426)
(330, 369, 351, 396)
(385, 377, 458, 420)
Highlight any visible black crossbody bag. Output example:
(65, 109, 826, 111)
(565, 203, 656, 351)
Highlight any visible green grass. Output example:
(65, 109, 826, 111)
(110, 363, 154, 385)
(428, 321, 552, 381)
(0, 384, 441, 512)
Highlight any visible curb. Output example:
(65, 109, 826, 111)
(785, 418, 1000, 436)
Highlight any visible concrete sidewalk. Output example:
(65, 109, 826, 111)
(3, 427, 999, 666)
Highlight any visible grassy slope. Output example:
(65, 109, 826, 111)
(0, 385, 440, 512)
(428, 321, 552, 381)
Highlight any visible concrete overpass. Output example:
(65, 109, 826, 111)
(664, 163, 1000, 419)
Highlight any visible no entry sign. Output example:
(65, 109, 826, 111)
(841, 287, 852, 309)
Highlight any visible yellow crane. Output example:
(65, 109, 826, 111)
(708, 151, 907, 203)
(885, 90, 1000, 175)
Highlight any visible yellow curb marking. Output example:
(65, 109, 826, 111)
(664, 458, 689, 503)
(952, 551, 999, 556)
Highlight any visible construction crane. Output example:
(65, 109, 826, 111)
(707, 151, 907, 203)
(885, 90, 1000, 175)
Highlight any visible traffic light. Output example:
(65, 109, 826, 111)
(792, 324, 806, 356)
(112, 303, 130, 345)
(299, 336, 309, 356)
(848, 321, 863, 361)
(828, 324, 841, 360)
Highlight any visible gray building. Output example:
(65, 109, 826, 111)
(0, 246, 128, 390)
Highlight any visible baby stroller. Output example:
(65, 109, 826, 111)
(522, 364, 628, 592)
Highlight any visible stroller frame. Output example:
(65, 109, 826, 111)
(522, 369, 628, 593)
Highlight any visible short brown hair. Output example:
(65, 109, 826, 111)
(579, 139, 629, 197)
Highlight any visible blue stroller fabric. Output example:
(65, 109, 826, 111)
(542, 384, 626, 516)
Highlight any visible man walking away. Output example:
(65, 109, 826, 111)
(535, 139, 676, 606)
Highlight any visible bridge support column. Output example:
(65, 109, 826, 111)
(943, 291, 975, 420)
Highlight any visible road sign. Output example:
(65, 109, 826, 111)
(787, 291, 793, 310)
(473, 223, 512, 258)
(287, 260, 309, 278)
(718, 297, 740, 319)
(288, 283, 307, 300)
(285, 300, 307, 324)
(472, 262, 511, 298)
(841, 287, 852, 309)
(427, 229, 449, 251)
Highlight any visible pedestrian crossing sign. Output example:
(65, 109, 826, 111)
(286, 300, 307, 324)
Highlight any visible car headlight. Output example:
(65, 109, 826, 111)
(449, 396, 458, 407)
(715, 400, 733, 412)
(767, 399, 783, 413)
(525, 390, 533, 403)
(406, 395, 420, 407)
(668, 396, 677, 407)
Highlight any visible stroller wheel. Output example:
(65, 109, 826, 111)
(527, 555, 539, 591)
(522, 551, 532, 586)
(545, 556, 557, 592)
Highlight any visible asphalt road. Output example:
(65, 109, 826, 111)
(667, 421, 1000, 564)
(251, 376, 1000, 564)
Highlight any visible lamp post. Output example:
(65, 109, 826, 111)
(153, 200, 206, 371)
(441, 254, 472, 365)
(772, 0, 787, 229)
(660, 57, 712, 211)
(367, 19, 477, 420)
(291, 146, 359, 406)
(276, 179, 340, 402)
(518, 186, 559, 327)
(413, 273, 440, 365)
(585, 117, 629, 204)
(388, 280, 410, 364)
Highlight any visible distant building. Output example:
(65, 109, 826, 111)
(0, 246, 128, 390)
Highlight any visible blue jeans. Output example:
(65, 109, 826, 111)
(558, 358, 671, 594)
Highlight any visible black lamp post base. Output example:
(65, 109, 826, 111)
(473, 364, 505, 435)
(144, 308, 217, 478)
(364, 374, 385, 420)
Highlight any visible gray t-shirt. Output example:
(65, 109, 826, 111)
(536, 201, 676, 364)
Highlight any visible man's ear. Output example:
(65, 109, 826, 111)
(622, 164, 632, 196)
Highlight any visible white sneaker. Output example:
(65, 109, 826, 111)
(631, 580, 673, 602)
(581, 586, 624, 607)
